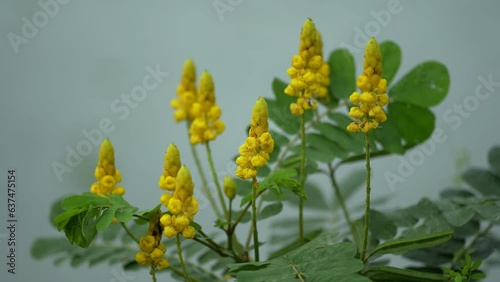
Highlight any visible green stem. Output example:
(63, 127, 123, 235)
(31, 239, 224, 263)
(251, 177, 260, 261)
(328, 163, 355, 238)
(452, 222, 494, 266)
(176, 234, 191, 282)
(227, 199, 234, 251)
(120, 222, 139, 244)
(361, 132, 371, 261)
(299, 113, 306, 245)
(187, 123, 222, 219)
(150, 265, 157, 282)
(205, 142, 228, 217)
(274, 105, 341, 169)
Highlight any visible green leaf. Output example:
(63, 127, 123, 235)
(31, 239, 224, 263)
(385, 207, 419, 228)
(380, 41, 401, 85)
(462, 168, 500, 197)
(53, 207, 87, 231)
(61, 193, 109, 210)
(470, 199, 500, 222)
(365, 266, 446, 282)
(389, 101, 435, 145)
(304, 133, 349, 162)
(488, 146, 500, 176)
(390, 61, 450, 107)
(31, 237, 74, 260)
(368, 231, 453, 259)
(335, 168, 366, 206)
(259, 202, 283, 220)
(268, 78, 313, 134)
(289, 181, 328, 210)
(314, 122, 364, 154)
(438, 201, 475, 227)
(96, 207, 118, 231)
(190, 221, 202, 231)
(372, 118, 405, 154)
(134, 204, 162, 224)
(370, 210, 397, 240)
(229, 233, 370, 282)
(352, 219, 365, 254)
(329, 49, 356, 100)
(260, 168, 304, 199)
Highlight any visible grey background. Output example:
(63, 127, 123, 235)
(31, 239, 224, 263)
(1, 0, 499, 281)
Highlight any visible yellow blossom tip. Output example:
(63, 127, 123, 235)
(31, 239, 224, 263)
(223, 176, 237, 200)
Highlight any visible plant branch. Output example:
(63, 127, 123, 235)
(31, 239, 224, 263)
(150, 265, 157, 282)
(176, 234, 191, 282)
(299, 113, 306, 245)
(120, 222, 139, 244)
(328, 163, 356, 239)
(452, 222, 495, 265)
(188, 123, 222, 219)
(361, 132, 371, 261)
(251, 177, 260, 261)
(205, 142, 228, 218)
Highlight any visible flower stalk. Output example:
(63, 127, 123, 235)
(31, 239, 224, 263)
(361, 132, 372, 261)
(176, 234, 191, 282)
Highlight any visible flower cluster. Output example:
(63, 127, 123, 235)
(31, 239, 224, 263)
(236, 97, 275, 179)
(160, 165, 199, 239)
(158, 144, 182, 198)
(347, 37, 389, 133)
(284, 19, 330, 115)
(189, 71, 225, 144)
(135, 213, 169, 270)
(90, 139, 125, 196)
(171, 59, 197, 122)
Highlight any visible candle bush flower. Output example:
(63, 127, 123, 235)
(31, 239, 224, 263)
(34, 18, 500, 282)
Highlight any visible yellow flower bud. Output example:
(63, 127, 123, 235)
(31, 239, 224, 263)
(157, 258, 169, 270)
(223, 176, 237, 200)
(350, 92, 361, 104)
(150, 248, 164, 263)
(163, 226, 177, 238)
(160, 214, 172, 226)
(349, 107, 365, 119)
(139, 235, 156, 253)
(135, 252, 151, 265)
(182, 226, 196, 239)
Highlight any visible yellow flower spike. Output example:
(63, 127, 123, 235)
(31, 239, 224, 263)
(223, 176, 237, 200)
(189, 70, 225, 144)
(236, 97, 275, 179)
(285, 18, 330, 115)
(198, 71, 215, 106)
(347, 37, 388, 133)
(90, 139, 125, 196)
(159, 144, 182, 191)
(249, 97, 270, 137)
(172, 59, 197, 122)
(160, 165, 199, 239)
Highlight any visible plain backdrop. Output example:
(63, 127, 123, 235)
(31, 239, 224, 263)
(1, 0, 499, 281)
